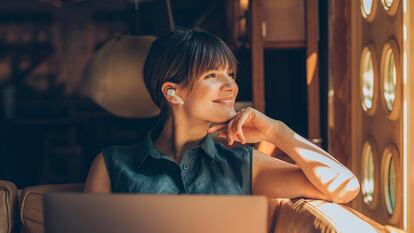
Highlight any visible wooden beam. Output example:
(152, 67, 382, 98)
(329, 0, 351, 166)
(306, 0, 321, 145)
(249, 0, 265, 112)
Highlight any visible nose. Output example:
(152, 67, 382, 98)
(220, 73, 238, 93)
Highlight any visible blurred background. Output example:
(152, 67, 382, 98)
(0, 0, 318, 188)
(1, 0, 414, 230)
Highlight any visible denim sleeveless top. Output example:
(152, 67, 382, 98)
(102, 131, 253, 195)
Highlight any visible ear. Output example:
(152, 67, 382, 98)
(161, 82, 182, 105)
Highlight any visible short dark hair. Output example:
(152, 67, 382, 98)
(143, 29, 237, 115)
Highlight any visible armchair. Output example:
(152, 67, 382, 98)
(0, 180, 395, 233)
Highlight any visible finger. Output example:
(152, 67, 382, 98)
(229, 118, 244, 144)
(235, 111, 251, 144)
(232, 115, 245, 144)
(227, 119, 235, 146)
(207, 124, 227, 133)
(235, 131, 245, 144)
(237, 128, 246, 144)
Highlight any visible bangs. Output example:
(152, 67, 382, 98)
(187, 33, 238, 82)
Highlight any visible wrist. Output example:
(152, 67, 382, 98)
(267, 120, 284, 144)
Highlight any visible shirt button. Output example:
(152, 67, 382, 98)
(182, 163, 189, 170)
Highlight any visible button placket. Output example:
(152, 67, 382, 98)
(180, 150, 194, 171)
(180, 150, 195, 189)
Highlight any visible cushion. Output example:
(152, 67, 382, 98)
(19, 183, 83, 233)
(0, 180, 17, 233)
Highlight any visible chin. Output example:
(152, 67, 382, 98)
(210, 109, 237, 123)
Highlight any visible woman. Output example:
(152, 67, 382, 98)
(84, 29, 360, 203)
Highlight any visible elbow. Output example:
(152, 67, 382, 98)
(341, 175, 361, 203)
(328, 177, 360, 204)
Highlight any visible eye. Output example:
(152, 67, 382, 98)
(205, 73, 216, 79)
(228, 72, 235, 79)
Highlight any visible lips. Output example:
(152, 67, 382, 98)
(212, 98, 235, 106)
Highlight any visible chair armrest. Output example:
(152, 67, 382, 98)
(19, 183, 83, 233)
(0, 180, 18, 233)
(268, 198, 387, 233)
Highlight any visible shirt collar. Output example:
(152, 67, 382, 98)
(136, 130, 218, 167)
(199, 134, 218, 160)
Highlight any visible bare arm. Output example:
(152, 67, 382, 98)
(84, 153, 112, 193)
(267, 122, 360, 203)
(252, 149, 327, 200)
(208, 107, 360, 203)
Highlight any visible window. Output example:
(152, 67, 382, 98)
(362, 141, 376, 206)
(383, 49, 396, 112)
(383, 0, 394, 8)
(381, 41, 400, 120)
(383, 149, 396, 215)
(361, 0, 377, 20)
(381, 0, 399, 14)
(360, 46, 377, 114)
(381, 145, 401, 224)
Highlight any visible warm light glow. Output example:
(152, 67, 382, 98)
(383, 48, 397, 112)
(295, 144, 359, 198)
(403, 99, 408, 229)
(402, 0, 408, 228)
(240, 0, 249, 12)
(306, 52, 318, 85)
(294, 147, 339, 167)
(292, 134, 361, 199)
(305, 200, 378, 233)
(403, 25, 408, 44)
(361, 49, 375, 111)
(256, 141, 276, 156)
(403, 0, 407, 13)
(328, 89, 335, 130)
(314, 166, 339, 185)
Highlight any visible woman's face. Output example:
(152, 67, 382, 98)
(179, 67, 238, 123)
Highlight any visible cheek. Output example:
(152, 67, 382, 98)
(186, 90, 214, 111)
(183, 81, 237, 122)
(188, 93, 236, 122)
(188, 83, 219, 102)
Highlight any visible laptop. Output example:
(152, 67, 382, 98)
(44, 193, 268, 233)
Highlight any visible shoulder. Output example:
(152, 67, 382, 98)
(84, 152, 111, 193)
(102, 143, 142, 164)
(89, 152, 106, 170)
(100, 142, 151, 181)
(102, 143, 141, 158)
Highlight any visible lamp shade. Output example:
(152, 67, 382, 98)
(81, 35, 160, 118)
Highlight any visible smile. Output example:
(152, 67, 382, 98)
(213, 99, 235, 106)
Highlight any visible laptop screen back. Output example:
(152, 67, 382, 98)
(44, 193, 268, 233)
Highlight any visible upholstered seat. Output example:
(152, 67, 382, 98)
(0, 180, 17, 233)
(0, 180, 395, 233)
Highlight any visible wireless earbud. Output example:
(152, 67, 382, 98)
(167, 88, 184, 105)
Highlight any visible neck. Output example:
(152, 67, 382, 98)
(153, 113, 210, 163)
